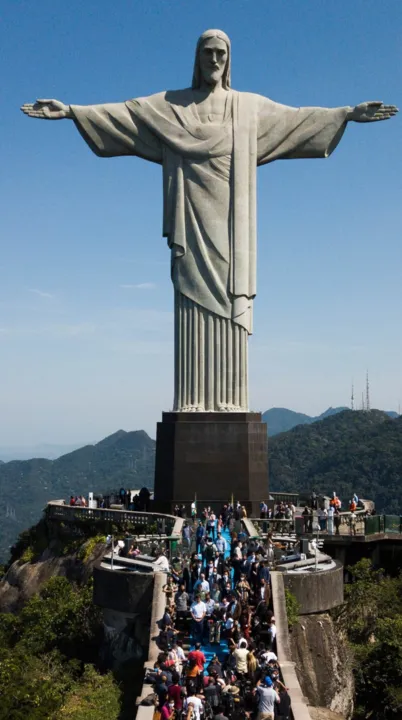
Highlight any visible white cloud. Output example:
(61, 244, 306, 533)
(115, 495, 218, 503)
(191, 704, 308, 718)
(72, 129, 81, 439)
(120, 283, 156, 290)
(28, 288, 54, 299)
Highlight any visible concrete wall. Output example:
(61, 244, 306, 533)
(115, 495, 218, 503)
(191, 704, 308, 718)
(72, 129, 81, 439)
(281, 562, 344, 615)
(93, 563, 154, 614)
(271, 572, 313, 720)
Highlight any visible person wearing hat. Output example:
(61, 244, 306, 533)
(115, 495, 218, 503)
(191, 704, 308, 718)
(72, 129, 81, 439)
(254, 676, 280, 720)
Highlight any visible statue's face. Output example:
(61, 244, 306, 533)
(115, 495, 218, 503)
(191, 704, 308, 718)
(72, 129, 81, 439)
(199, 37, 228, 87)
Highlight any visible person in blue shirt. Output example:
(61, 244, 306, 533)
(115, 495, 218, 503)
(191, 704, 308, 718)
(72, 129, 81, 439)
(258, 561, 270, 584)
(215, 532, 227, 556)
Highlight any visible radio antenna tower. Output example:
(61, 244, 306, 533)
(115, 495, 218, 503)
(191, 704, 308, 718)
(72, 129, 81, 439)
(361, 391, 365, 411)
(351, 382, 355, 411)
(366, 370, 370, 412)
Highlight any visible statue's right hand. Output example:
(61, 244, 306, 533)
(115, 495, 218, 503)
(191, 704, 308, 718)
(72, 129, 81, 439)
(20, 98, 72, 120)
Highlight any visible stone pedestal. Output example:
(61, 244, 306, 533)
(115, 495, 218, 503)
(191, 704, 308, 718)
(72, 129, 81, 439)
(153, 412, 268, 516)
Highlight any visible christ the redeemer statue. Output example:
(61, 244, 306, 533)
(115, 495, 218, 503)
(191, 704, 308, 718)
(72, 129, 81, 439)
(22, 29, 397, 413)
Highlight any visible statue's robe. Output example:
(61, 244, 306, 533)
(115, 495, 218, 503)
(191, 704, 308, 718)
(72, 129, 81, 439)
(71, 90, 348, 411)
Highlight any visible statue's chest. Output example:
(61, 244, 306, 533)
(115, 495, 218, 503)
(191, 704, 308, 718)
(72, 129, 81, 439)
(195, 96, 228, 124)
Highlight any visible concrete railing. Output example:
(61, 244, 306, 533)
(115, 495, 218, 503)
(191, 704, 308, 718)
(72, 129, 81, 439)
(136, 570, 167, 713)
(46, 500, 181, 536)
(271, 571, 312, 720)
(242, 517, 261, 538)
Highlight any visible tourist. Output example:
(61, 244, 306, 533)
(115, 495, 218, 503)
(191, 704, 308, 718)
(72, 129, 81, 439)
(276, 686, 292, 720)
(349, 511, 357, 536)
(207, 511, 217, 540)
(175, 583, 189, 622)
(128, 543, 141, 558)
(154, 551, 170, 573)
(167, 672, 184, 711)
(237, 573, 252, 604)
(318, 506, 328, 532)
(255, 676, 280, 720)
(260, 500, 268, 519)
(233, 638, 249, 676)
(182, 522, 192, 550)
(212, 706, 229, 720)
(215, 531, 227, 558)
(203, 537, 218, 567)
(184, 690, 203, 720)
(302, 506, 310, 534)
(195, 523, 206, 555)
(188, 642, 206, 673)
(334, 508, 341, 535)
(193, 572, 210, 598)
(160, 699, 175, 720)
(190, 594, 207, 643)
(327, 505, 335, 535)
(163, 576, 178, 606)
(204, 677, 221, 709)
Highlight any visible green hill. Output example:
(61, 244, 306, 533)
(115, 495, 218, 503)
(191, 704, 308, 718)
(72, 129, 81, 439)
(269, 409, 402, 513)
(262, 405, 398, 436)
(0, 430, 155, 562)
(262, 406, 349, 436)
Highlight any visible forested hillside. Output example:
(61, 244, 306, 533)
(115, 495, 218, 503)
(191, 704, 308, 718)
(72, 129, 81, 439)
(0, 430, 155, 562)
(269, 410, 402, 513)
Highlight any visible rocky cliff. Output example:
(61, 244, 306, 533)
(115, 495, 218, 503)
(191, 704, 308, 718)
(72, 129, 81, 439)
(290, 613, 354, 719)
(0, 538, 106, 613)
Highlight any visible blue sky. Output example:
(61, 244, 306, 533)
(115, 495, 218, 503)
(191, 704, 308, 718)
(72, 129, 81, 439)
(1, 0, 401, 445)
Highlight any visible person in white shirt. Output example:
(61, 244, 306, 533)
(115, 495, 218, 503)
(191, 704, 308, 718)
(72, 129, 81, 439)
(190, 594, 207, 643)
(268, 619, 277, 650)
(327, 505, 335, 535)
(318, 506, 328, 532)
(154, 552, 169, 572)
(261, 650, 277, 664)
(185, 695, 203, 720)
(193, 573, 210, 597)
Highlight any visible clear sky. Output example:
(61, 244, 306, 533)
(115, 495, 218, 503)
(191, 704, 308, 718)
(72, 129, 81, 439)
(1, 0, 401, 445)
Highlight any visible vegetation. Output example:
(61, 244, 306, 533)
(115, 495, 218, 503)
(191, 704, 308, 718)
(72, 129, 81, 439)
(262, 405, 349, 436)
(0, 429, 155, 561)
(0, 575, 121, 720)
(284, 587, 300, 628)
(336, 559, 402, 719)
(269, 409, 402, 514)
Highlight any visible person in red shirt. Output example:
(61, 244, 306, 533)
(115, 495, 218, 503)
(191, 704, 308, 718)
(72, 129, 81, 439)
(187, 642, 206, 671)
(168, 673, 184, 711)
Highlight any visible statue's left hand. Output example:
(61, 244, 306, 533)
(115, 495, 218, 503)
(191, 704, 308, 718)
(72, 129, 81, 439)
(348, 101, 398, 123)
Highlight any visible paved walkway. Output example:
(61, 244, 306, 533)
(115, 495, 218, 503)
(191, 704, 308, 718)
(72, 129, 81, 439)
(187, 525, 232, 668)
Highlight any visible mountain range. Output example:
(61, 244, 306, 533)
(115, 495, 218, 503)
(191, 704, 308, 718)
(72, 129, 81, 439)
(269, 409, 402, 515)
(0, 430, 155, 563)
(262, 406, 398, 436)
(1, 408, 401, 563)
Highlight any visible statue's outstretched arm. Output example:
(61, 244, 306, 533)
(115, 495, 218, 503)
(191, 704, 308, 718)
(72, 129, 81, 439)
(346, 101, 398, 123)
(21, 99, 73, 120)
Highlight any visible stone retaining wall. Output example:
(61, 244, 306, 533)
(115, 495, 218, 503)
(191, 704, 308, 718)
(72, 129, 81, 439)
(271, 571, 313, 720)
(280, 561, 344, 615)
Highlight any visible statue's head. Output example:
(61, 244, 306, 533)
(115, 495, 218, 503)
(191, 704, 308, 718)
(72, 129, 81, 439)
(192, 29, 231, 90)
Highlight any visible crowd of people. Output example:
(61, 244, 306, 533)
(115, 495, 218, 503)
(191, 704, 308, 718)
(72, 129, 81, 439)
(143, 507, 291, 720)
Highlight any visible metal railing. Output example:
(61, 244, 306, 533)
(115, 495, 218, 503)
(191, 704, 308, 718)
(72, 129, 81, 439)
(365, 514, 402, 536)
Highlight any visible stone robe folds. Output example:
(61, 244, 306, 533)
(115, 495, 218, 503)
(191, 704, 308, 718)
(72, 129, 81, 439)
(71, 91, 348, 411)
